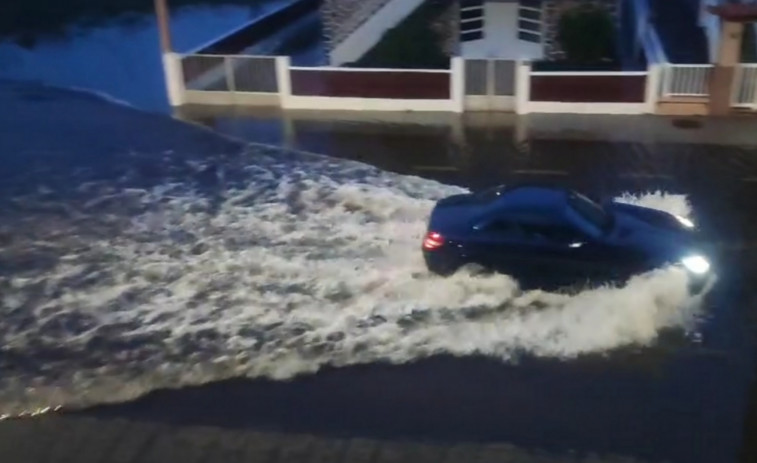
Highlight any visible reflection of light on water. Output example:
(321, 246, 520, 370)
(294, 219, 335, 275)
(0, 147, 709, 415)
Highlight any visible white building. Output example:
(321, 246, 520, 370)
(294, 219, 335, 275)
(459, 0, 545, 60)
(459, 0, 621, 61)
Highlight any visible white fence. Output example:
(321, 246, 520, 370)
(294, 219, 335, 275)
(165, 51, 757, 115)
(661, 64, 713, 97)
(733, 64, 757, 109)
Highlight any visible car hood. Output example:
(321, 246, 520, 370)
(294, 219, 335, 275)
(605, 202, 700, 259)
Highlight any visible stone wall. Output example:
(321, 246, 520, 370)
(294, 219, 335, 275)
(543, 0, 620, 60)
(321, 0, 393, 51)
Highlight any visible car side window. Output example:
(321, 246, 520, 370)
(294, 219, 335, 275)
(521, 223, 584, 244)
(483, 220, 523, 238)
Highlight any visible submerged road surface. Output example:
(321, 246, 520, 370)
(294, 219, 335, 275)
(0, 84, 756, 463)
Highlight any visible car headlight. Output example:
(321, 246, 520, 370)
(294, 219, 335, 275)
(681, 255, 710, 274)
(675, 215, 695, 228)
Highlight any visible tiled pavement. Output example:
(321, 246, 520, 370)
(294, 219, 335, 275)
(0, 416, 650, 463)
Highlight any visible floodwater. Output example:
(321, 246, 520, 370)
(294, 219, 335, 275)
(0, 80, 755, 462)
(0, 0, 295, 112)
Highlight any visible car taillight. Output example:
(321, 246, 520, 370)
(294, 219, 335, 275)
(423, 231, 445, 251)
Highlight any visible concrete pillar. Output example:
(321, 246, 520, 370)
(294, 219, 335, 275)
(644, 63, 661, 113)
(450, 57, 465, 113)
(162, 52, 185, 107)
(275, 56, 293, 108)
(514, 60, 532, 115)
(709, 20, 744, 115)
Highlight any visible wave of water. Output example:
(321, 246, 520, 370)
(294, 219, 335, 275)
(0, 145, 708, 417)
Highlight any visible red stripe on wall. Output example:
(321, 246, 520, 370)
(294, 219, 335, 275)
(290, 70, 451, 99)
(530, 75, 647, 103)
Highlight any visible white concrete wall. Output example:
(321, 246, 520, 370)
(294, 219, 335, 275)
(464, 95, 516, 111)
(329, 0, 426, 65)
(282, 96, 456, 111)
(183, 90, 282, 106)
(162, 52, 186, 106)
(524, 102, 649, 114)
(461, 2, 544, 60)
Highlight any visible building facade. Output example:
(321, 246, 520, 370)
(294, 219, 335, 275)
(459, 0, 620, 60)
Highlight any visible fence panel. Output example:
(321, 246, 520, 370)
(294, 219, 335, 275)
(733, 64, 757, 108)
(530, 73, 647, 102)
(493, 60, 515, 96)
(662, 65, 712, 97)
(230, 56, 278, 93)
(464, 59, 488, 96)
(289, 68, 450, 99)
(182, 55, 228, 91)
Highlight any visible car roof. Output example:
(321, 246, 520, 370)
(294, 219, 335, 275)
(484, 184, 571, 222)
(498, 185, 568, 207)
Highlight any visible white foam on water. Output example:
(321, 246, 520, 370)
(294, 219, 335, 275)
(0, 148, 708, 416)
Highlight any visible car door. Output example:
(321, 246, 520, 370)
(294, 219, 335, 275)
(466, 219, 533, 277)
(574, 240, 649, 284)
(517, 221, 595, 288)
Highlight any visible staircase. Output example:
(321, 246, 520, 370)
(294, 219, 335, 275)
(649, 0, 710, 63)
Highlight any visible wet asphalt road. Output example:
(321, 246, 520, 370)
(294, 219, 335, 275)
(1, 85, 757, 462)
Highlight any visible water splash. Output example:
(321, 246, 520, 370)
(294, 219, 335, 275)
(0, 147, 707, 415)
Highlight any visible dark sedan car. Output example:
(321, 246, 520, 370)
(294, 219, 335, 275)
(422, 184, 713, 291)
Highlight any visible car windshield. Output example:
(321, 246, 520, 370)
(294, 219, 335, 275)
(567, 192, 613, 233)
(474, 185, 507, 203)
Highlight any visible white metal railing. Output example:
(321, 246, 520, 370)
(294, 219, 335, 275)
(181, 54, 279, 93)
(733, 64, 757, 109)
(661, 64, 713, 97)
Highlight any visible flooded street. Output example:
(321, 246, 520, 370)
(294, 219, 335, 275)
(170, 106, 757, 463)
(2, 2, 756, 462)
(0, 83, 756, 463)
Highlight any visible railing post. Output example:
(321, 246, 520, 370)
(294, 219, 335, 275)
(275, 56, 292, 109)
(162, 52, 185, 107)
(450, 56, 465, 113)
(730, 65, 741, 106)
(645, 63, 661, 113)
(486, 59, 495, 98)
(661, 65, 671, 97)
(224, 56, 235, 93)
(515, 60, 531, 115)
